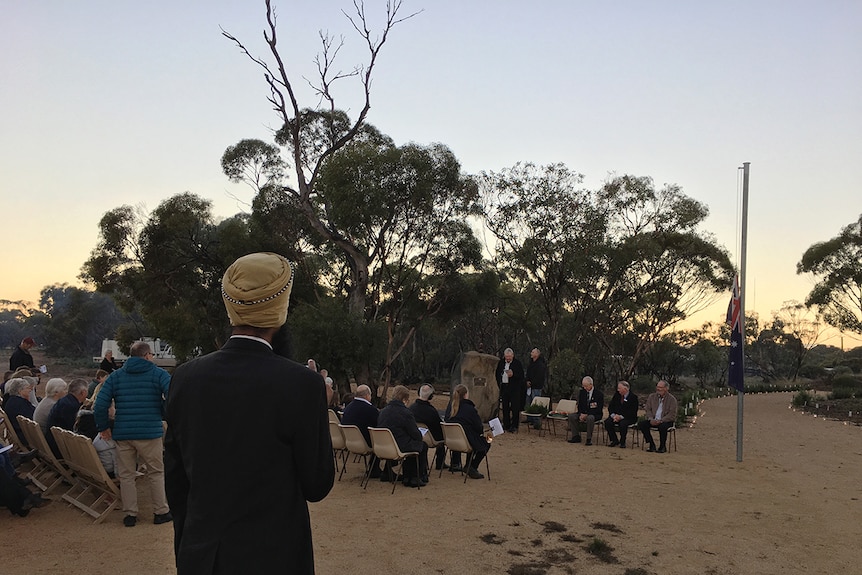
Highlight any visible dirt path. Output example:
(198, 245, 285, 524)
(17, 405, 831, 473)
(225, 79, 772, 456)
(3, 392, 860, 574)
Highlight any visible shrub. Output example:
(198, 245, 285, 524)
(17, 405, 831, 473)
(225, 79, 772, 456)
(792, 390, 814, 407)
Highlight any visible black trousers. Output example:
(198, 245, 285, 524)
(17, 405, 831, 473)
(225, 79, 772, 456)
(638, 420, 674, 447)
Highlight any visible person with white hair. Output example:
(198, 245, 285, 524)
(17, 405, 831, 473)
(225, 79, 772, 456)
(33, 378, 68, 434)
(3, 378, 36, 447)
(495, 348, 525, 432)
(165, 252, 334, 575)
(409, 384, 447, 470)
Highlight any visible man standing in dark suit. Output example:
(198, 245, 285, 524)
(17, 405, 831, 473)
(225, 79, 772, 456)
(568, 376, 604, 446)
(603, 381, 639, 448)
(165, 252, 334, 575)
(495, 348, 525, 432)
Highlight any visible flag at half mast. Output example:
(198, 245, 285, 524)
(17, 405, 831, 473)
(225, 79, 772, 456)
(726, 274, 744, 392)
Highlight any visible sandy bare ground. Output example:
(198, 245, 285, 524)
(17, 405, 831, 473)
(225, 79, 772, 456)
(2, 392, 860, 575)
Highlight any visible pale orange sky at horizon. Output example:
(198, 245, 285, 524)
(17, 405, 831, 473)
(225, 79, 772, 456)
(2, 1, 860, 351)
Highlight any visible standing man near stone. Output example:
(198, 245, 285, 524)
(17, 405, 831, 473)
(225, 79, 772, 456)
(165, 252, 334, 575)
(638, 380, 678, 453)
(568, 376, 604, 445)
(94, 341, 172, 527)
(525, 348, 547, 428)
(495, 348, 525, 433)
(9, 337, 36, 371)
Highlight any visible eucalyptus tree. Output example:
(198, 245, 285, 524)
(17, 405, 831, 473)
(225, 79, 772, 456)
(479, 162, 607, 358)
(589, 175, 735, 378)
(222, 1, 418, 318)
(797, 213, 862, 335)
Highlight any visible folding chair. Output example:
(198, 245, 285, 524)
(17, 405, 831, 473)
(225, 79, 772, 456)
(519, 396, 552, 436)
(338, 424, 373, 484)
(417, 423, 446, 470)
(640, 425, 678, 452)
(51, 427, 121, 523)
(366, 427, 421, 494)
(547, 399, 578, 439)
(440, 422, 490, 483)
(16, 416, 75, 495)
(329, 421, 348, 476)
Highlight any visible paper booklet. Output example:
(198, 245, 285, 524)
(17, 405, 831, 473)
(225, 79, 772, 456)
(488, 417, 504, 436)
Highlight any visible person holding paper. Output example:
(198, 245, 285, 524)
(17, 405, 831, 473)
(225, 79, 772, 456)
(409, 384, 447, 470)
(449, 384, 491, 480)
(495, 348, 525, 432)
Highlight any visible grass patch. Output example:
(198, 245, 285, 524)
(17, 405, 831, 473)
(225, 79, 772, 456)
(585, 537, 618, 563)
(480, 533, 505, 545)
(542, 521, 567, 533)
(545, 548, 575, 563)
(624, 569, 652, 575)
(591, 521, 623, 534)
(531, 538, 543, 547)
(560, 534, 583, 543)
(507, 564, 548, 575)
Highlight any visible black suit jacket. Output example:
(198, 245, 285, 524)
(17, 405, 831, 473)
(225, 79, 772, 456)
(607, 391, 639, 421)
(409, 399, 443, 441)
(164, 337, 334, 575)
(495, 357, 525, 388)
(341, 397, 379, 446)
(577, 388, 604, 419)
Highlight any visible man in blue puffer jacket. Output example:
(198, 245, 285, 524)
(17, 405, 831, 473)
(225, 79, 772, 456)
(94, 341, 171, 528)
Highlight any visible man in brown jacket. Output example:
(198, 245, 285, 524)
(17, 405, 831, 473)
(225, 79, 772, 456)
(638, 380, 678, 453)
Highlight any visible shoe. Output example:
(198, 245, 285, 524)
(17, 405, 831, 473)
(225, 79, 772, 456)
(608, 441, 619, 448)
(467, 468, 484, 480)
(434, 462, 449, 471)
(123, 515, 137, 527)
(154, 512, 173, 525)
(657, 446, 667, 453)
(647, 444, 657, 452)
(449, 464, 463, 473)
(419, 476, 429, 486)
(585, 441, 592, 446)
(403, 477, 421, 488)
(19, 449, 38, 463)
(26, 493, 49, 508)
(570, 435, 581, 443)
(619, 442, 626, 448)
(15, 476, 34, 487)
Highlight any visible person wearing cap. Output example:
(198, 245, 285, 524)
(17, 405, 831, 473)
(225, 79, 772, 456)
(165, 252, 334, 575)
(409, 384, 447, 470)
(9, 337, 36, 371)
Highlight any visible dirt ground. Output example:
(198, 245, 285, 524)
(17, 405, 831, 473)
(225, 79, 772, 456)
(3, 359, 861, 574)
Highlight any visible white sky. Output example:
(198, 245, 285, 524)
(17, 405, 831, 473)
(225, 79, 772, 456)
(1, 0, 860, 347)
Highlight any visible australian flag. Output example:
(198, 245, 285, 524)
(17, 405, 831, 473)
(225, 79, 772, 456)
(726, 275, 744, 392)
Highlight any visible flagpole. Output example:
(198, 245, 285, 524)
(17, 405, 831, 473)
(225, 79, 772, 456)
(737, 162, 750, 462)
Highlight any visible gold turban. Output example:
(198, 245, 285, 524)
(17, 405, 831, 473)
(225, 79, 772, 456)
(221, 252, 295, 328)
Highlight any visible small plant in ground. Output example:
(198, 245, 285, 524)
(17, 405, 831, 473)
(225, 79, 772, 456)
(542, 521, 567, 533)
(624, 568, 652, 575)
(585, 537, 618, 563)
(531, 538, 543, 547)
(507, 563, 548, 575)
(591, 521, 623, 533)
(792, 390, 814, 407)
(560, 534, 583, 543)
(480, 533, 505, 545)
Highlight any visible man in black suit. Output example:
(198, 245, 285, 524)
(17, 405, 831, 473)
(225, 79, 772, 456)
(568, 376, 604, 446)
(341, 385, 379, 446)
(495, 348, 525, 432)
(165, 252, 334, 575)
(410, 384, 446, 470)
(603, 380, 639, 448)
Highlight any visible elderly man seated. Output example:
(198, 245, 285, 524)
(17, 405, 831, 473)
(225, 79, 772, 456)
(377, 385, 427, 488)
(341, 384, 382, 478)
(638, 380, 678, 453)
(33, 378, 68, 434)
(409, 384, 447, 470)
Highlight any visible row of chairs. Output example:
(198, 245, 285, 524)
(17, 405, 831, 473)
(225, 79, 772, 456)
(0, 407, 120, 523)
(329, 411, 491, 494)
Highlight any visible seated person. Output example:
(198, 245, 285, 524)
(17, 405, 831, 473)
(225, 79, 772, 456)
(448, 384, 491, 479)
(409, 384, 447, 470)
(93, 434, 118, 478)
(0, 452, 48, 517)
(568, 376, 604, 445)
(46, 378, 89, 458)
(377, 385, 428, 488)
(3, 378, 36, 448)
(603, 381, 639, 448)
(87, 369, 109, 398)
(33, 378, 68, 434)
(99, 350, 120, 374)
(638, 380, 678, 453)
(341, 384, 381, 477)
